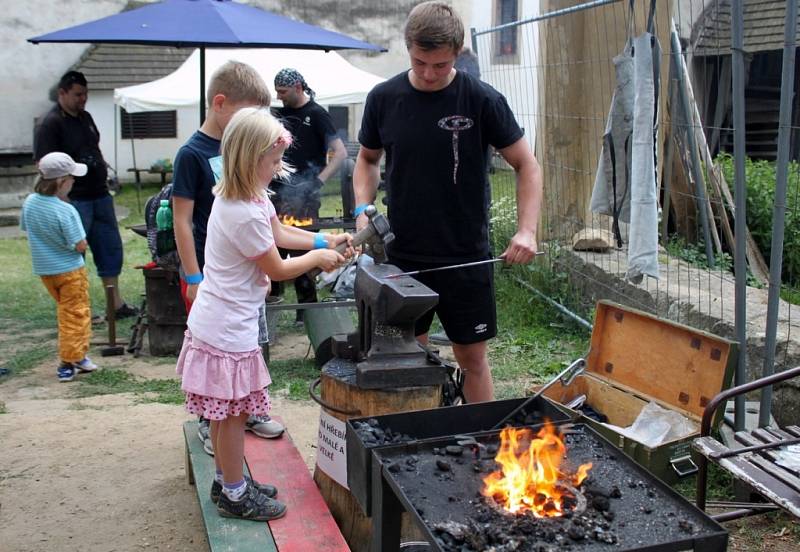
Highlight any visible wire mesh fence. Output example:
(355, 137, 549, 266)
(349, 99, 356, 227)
(473, 0, 800, 420)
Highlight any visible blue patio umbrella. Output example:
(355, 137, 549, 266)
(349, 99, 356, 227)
(29, 0, 385, 121)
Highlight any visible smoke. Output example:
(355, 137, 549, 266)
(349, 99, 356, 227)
(271, 165, 323, 219)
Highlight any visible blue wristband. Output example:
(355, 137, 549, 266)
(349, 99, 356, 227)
(184, 273, 203, 285)
(313, 233, 328, 250)
(353, 203, 370, 217)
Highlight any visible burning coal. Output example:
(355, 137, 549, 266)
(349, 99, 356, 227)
(280, 214, 313, 227)
(482, 422, 592, 517)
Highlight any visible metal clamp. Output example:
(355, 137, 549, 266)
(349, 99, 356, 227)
(308, 377, 362, 416)
(670, 454, 699, 477)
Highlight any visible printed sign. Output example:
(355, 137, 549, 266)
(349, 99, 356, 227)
(316, 410, 349, 489)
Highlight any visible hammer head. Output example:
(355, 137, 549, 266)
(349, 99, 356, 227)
(362, 205, 394, 264)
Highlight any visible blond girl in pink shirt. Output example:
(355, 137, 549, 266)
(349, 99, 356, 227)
(176, 107, 352, 521)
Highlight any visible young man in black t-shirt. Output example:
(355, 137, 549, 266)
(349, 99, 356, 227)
(34, 71, 136, 319)
(270, 69, 347, 318)
(353, 1, 543, 403)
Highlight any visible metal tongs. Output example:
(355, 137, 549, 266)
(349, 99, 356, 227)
(491, 358, 586, 430)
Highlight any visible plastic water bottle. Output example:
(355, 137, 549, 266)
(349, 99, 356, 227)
(155, 199, 175, 255)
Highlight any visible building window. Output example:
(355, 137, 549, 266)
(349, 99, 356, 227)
(120, 108, 177, 139)
(493, 0, 520, 64)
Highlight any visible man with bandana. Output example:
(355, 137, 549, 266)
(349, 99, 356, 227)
(270, 68, 348, 321)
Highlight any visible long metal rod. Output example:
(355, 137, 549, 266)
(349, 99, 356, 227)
(670, 22, 715, 267)
(512, 276, 593, 331)
(731, 0, 748, 433)
(384, 252, 545, 279)
(200, 46, 206, 124)
(710, 436, 800, 460)
(759, 0, 798, 428)
(265, 300, 356, 311)
(492, 358, 586, 430)
(473, 0, 622, 37)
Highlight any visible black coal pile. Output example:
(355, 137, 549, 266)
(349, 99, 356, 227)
(352, 405, 546, 449)
(352, 418, 415, 446)
(377, 427, 718, 552)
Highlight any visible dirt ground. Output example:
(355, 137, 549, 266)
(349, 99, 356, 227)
(1, 331, 798, 551)
(0, 333, 321, 552)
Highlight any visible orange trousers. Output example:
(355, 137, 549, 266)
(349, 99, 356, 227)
(40, 267, 91, 364)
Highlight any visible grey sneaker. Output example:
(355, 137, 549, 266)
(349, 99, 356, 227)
(217, 483, 287, 521)
(198, 418, 214, 455)
(210, 475, 277, 504)
(245, 415, 285, 439)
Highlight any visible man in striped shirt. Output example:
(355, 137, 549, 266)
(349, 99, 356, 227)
(20, 152, 100, 382)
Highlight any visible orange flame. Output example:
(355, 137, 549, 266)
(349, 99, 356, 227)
(481, 422, 592, 517)
(280, 215, 313, 227)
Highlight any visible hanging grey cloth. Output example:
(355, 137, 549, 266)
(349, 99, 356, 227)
(590, 42, 634, 233)
(625, 32, 661, 283)
(590, 29, 661, 283)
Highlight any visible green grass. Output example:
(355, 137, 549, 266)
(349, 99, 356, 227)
(0, 401, 7, 414)
(267, 358, 319, 400)
(0, 344, 56, 378)
(491, 272, 589, 399)
(73, 368, 184, 404)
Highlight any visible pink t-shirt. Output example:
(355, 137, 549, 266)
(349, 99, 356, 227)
(188, 195, 276, 352)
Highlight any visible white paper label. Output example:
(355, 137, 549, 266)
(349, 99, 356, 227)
(316, 410, 349, 489)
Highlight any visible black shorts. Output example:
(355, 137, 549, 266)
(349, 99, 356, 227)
(389, 256, 497, 345)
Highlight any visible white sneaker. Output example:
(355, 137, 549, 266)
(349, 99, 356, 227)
(245, 415, 285, 439)
(197, 418, 214, 456)
(76, 357, 99, 373)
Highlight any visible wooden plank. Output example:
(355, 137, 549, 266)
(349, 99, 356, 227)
(244, 417, 350, 552)
(734, 432, 800, 492)
(183, 421, 278, 552)
(694, 437, 800, 517)
(785, 426, 800, 438)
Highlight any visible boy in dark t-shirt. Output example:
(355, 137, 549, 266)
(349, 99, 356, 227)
(353, 1, 544, 403)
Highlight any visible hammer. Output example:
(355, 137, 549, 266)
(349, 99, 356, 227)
(308, 205, 394, 277)
(101, 284, 125, 357)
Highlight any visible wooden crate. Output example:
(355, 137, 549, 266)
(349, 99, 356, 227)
(542, 301, 738, 485)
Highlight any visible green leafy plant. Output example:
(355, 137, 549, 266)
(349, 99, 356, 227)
(717, 153, 800, 285)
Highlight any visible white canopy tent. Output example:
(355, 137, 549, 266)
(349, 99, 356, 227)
(114, 47, 384, 112)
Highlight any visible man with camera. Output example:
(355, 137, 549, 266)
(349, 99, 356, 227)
(34, 70, 136, 318)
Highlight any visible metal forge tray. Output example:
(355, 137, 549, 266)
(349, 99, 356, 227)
(346, 396, 569, 515)
(370, 423, 728, 552)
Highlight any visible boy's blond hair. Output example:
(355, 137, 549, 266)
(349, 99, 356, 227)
(214, 107, 291, 201)
(34, 176, 65, 196)
(404, 1, 464, 52)
(207, 61, 272, 107)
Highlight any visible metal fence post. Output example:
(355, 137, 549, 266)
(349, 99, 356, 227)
(759, 0, 798, 428)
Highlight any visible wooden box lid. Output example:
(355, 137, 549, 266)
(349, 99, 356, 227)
(586, 301, 738, 420)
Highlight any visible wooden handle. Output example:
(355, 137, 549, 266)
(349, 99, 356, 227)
(104, 285, 117, 346)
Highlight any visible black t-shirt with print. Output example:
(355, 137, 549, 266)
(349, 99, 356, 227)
(359, 71, 523, 263)
(34, 105, 109, 200)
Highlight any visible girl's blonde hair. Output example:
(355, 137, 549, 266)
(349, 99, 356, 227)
(214, 107, 292, 201)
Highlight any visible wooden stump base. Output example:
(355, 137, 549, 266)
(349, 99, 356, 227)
(313, 361, 441, 552)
